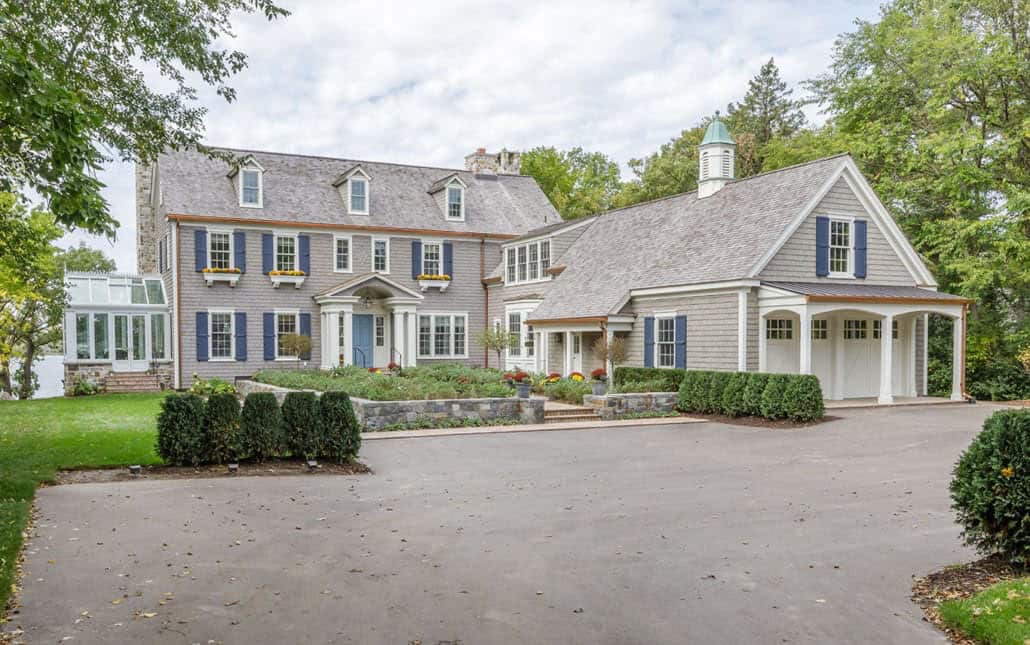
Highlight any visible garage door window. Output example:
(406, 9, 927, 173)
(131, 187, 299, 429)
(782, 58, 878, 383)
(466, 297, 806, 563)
(872, 320, 899, 340)
(812, 319, 828, 340)
(844, 319, 867, 340)
(765, 319, 793, 340)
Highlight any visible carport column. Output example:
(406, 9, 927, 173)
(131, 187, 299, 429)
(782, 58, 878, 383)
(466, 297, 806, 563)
(799, 312, 812, 375)
(758, 314, 767, 372)
(342, 308, 353, 367)
(951, 313, 964, 401)
(406, 311, 418, 367)
(879, 313, 894, 405)
(564, 331, 573, 375)
(540, 331, 549, 374)
(907, 317, 918, 397)
(737, 291, 748, 371)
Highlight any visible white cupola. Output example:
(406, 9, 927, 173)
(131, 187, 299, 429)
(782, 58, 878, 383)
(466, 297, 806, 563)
(698, 112, 736, 198)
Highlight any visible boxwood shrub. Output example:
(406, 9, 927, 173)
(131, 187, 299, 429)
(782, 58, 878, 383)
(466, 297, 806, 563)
(320, 391, 361, 463)
(760, 374, 790, 419)
(613, 367, 686, 392)
(678, 370, 710, 413)
(204, 392, 242, 464)
(782, 375, 825, 421)
(951, 409, 1030, 564)
(720, 372, 749, 417)
(742, 373, 770, 417)
(156, 393, 207, 466)
(705, 372, 732, 414)
(282, 391, 322, 459)
(677, 370, 823, 421)
(240, 392, 284, 461)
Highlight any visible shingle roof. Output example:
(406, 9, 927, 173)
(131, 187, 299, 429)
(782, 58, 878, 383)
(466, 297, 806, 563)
(763, 282, 969, 302)
(528, 154, 851, 321)
(159, 147, 559, 236)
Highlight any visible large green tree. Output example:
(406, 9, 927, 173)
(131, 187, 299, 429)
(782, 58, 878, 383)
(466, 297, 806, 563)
(520, 146, 622, 219)
(615, 124, 706, 207)
(725, 58, 807, 176)
(0, 0, 288, 236)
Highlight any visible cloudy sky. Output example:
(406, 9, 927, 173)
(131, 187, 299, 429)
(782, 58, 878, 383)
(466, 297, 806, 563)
(64, 0, 880, 271)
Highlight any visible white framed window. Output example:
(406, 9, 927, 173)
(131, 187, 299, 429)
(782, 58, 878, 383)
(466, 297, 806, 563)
(348, 177, 369, 215)
(505, 248, 516, 283)
(372, 238, 389, 273)
(872, 320, 899, 340)
(75, 313, 90, 359)
(507, 312, 522, 357)
(417, 313, 468, 358)
(151, 313, 166, 360)
(275, 234, 297, 272)
(207, 230, 232, 270)
(844, 319, 867, 340)
(375, 315, 385, 347)
(540, 240, 550, 273)
(446, 185, 464, 220)
(528, 244, 539, 280)
(655, 316, 676, 368)
(93, 313, 109, 359)
(334, 235, 351, 273)
(829, 218, 853, 277)
(812, 319, 828, 340)
(240, 168, 262, 207)
(276, 312, 299, 359)
(209, 311, 234, 360)
(517, 246, 527, 282)
(422, 240, 442, 276)
(766, 319, 794, 340)
(504, 240, 551, 285)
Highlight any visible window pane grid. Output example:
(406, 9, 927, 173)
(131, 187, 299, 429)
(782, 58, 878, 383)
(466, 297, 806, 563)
(151, 314, 165, 359)
(209, 232, 230, 269)
(829, 220, 851, 274)
(517, 247, 527, 282)
(93, 313, 109, 359)
(418, 316, 432, 356)
(375, 316, 385, 347)
(242, 170, 260, 204)
(508, 313, 521, 356)
(765, 319, 793, 340)
(423, 242, 441, 276)
(373, 240, 387, 272)
(276, 236, 295, 272)
(76, 314, 90, 359)
(656, 317, 675, 368)
(812, 319, 828, 340)
(211, 313, 232, 359)
(506, 249, 516, 283)
(350, 179, 367, 212)
(844, 319, 867, 340)
(277, 314, 297, 357)
(335, 238, 350, 271)
(447, 187, 462, 219)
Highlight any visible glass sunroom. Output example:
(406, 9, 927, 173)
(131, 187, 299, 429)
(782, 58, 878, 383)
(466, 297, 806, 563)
(64, 273, 171, 372)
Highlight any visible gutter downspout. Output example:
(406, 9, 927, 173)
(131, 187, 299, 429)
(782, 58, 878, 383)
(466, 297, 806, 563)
(174, 221, 182, 390)
(481, 237, 488, 368)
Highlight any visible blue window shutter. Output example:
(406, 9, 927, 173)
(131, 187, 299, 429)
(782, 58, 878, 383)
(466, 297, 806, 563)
(234, 312, 247, 361)
(674, 315, 687, 369)
(815, 216, 830, 277)
(194, 229, 207, 272)
(854, 220, 868, 279)
(299, 235, 310, 275)
(196, 311, 209, 362)
(262, 234, 273, 274)
(411, 240, 422, 279)
(233, 231, 246, 273)
(443, 242, 454, 278)
(263, 313, 275, 360)
(643, 317, 655, 368)
(299, 313, 312, 360)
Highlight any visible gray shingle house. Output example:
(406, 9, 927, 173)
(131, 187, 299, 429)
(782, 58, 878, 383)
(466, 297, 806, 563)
(64, 118, 970, 402)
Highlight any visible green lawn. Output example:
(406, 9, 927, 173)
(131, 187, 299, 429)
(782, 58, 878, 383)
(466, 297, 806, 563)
(940, 578, 1030, 644)
(0, 393, 166, 611)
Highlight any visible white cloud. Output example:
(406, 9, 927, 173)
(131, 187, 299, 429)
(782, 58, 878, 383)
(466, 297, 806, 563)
(65, 0, 879, 271)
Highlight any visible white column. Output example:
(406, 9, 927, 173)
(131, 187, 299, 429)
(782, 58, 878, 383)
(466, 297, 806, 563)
(951, 313, 964, 401)
(328, 311, 340, 368)
(342, 309, 353, 367)
(564, 331, 573, 375)
(391, 310, 403, 366)
(605, 328, 615, 377)
(832, 317, 845, 400)
(922, 314, 929, 396)
(907, 317, 918, 397)
(737, 291, 748, 371)
(799, 312, 812, 375)
(540, 332, 549, 374)
(879, 313, 894, 404)
(406, 311, 418, 367)
(758, 314, 767, 372)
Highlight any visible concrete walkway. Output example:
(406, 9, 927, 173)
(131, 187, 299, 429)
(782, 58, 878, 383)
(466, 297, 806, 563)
(824, 396, 962, 410)
(362, 414, 702, 440)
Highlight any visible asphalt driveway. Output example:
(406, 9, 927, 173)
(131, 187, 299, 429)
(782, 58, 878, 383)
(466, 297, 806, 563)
(7, 403, 997, 644)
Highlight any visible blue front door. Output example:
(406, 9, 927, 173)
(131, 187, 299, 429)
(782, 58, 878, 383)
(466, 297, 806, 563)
(352, 314, 374, 367)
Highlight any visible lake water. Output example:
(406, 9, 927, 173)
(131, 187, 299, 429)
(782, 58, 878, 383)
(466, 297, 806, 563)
(11, 354, 65, 399)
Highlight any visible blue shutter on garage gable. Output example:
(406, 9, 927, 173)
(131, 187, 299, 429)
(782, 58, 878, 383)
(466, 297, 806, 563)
(443, 242, 454, 278)
(854, 219, 868, 279)
(299, 313, 312, 360)
(196, 311, 209, 361)
(411, 240, 422, 279)
(233, 231, 246, 273)
(263, 313, 275, 360)
(194, 229, 207, 272)
(643, 317, 655, 368)
(299, 235, 310, 275)
(815, 216, 830, 277)
(262, 234, 273, 274)
(674, 315, 687, 369)
(234, 312, 247, 361)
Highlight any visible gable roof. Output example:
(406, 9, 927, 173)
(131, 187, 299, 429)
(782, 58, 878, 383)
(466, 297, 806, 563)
(427, 172, 467, 194)
(528, 154, 856, 321)
(158, 147, 559, 236)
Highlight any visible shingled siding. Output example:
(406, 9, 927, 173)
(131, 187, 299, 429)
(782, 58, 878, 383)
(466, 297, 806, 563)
(178, 225, 501, 380)
(760, 177, 916, 285)
(623, 292, 740, 371)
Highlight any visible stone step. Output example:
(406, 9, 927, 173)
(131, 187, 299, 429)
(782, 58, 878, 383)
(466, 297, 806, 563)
(544, 414, 601, 424)
(544, 407, 595, 417)
(105, 373, 161, 393)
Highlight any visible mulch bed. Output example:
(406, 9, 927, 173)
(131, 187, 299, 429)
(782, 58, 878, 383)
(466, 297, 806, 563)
(911, 556, 1029, 644)
(685, 413, 838, 429)
(50, 459, 372, 485)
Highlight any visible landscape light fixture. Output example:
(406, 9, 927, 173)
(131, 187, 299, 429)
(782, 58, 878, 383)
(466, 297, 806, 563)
(228, 463, 239, 474)
(128, 465, 142, 476)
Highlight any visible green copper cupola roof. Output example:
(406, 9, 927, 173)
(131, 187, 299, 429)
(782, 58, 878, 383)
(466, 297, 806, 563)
(701, 113, 735, 146)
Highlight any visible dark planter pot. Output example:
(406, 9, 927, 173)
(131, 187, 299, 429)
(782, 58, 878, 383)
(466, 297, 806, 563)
(515, 382, 532, 398)
(591, 381, 607, 396)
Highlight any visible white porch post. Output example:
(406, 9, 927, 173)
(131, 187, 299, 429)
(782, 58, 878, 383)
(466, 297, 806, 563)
(799, 311, 812, 375)
(951, 313, 964, 401)
(341, 308, 353, 367)
(737, 291, 748, 371)
(320, 311, 341, 369)
(832, 316, 845, 400)
(406, 311, 418, 367)
(391, 310, 403, 366)
(879, 313, 894, 404)
(564, 330, 573, 375)
(540, 332, 549, 374)
(922, 314, 929, 396)
(907, 317, 918, 397)
(758, 314, 767, 372)
(605, 327, 615, 377)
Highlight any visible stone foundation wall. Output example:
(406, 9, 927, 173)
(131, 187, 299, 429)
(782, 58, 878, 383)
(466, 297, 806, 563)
(235, 379, 545, 430)
(583, 392, 679, 419)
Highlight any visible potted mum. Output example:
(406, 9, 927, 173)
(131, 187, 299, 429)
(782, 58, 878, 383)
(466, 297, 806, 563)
(502, 372, 515, 389)
(590, 368, 608, 396)
(512, 371, 532, 398)
(386, 361, 400, 375)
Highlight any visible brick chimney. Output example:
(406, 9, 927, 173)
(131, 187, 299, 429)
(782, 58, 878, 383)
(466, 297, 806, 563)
(464, 147, 521, 175)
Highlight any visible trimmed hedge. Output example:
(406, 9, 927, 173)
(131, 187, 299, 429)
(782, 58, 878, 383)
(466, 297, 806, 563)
(612, 367, 686, 392)
(676, 370, 824, 422)
(240, 392, 284, 461)
(282, 391, 322, 459)
(320, 391, 361, 463)
(204, 393, 242, 464)
(156, 394, 207, 466)
(951, 409, 1030, 564)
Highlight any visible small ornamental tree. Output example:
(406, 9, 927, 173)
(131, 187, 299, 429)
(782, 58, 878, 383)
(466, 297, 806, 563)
(742, 373, 770, 417)
(279, 333, 312, 368)
(475, 327, 509, 369)
(951, 409, 1030, 564)
(320, 391, 361, 463)
(721, 372, 749, 417)
(204, 392, 242, 464)
(156, 394, 207, 466)
(240, 392, 284, 461)
(282, 391, 321, 459)
(782, 375, 825, 421)
(760, 374, 790, 419)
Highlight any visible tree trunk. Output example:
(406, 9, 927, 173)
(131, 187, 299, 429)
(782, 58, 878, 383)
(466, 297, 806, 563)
(18, 340, 36, 400)
(0, 357, 11, 393)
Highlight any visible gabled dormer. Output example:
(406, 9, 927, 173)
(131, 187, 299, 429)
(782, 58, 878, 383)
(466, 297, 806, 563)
(332, 165, 371, 215)
(427, 173, 467, 222)
(227, 156, 264, 208)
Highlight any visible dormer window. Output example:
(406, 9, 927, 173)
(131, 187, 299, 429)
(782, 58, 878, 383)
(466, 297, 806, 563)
(241, 169, 261, 206)
(447, 185, 464, 220)
(349, 177, 368, 214)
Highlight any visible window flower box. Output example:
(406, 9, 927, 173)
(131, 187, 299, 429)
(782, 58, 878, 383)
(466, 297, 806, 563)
(201, 267, 242, 287)
(269, 270, 306, 289)
(416, 273, 451, 292)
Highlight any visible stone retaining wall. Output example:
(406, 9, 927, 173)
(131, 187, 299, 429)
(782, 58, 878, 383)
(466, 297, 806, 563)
(236, 380, 545, 430)
(583, 392, 679, 419)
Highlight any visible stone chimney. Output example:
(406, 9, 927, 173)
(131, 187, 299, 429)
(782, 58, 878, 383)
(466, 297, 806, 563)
(135, 162, 159, 273)
(464, 147, 521, 175)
